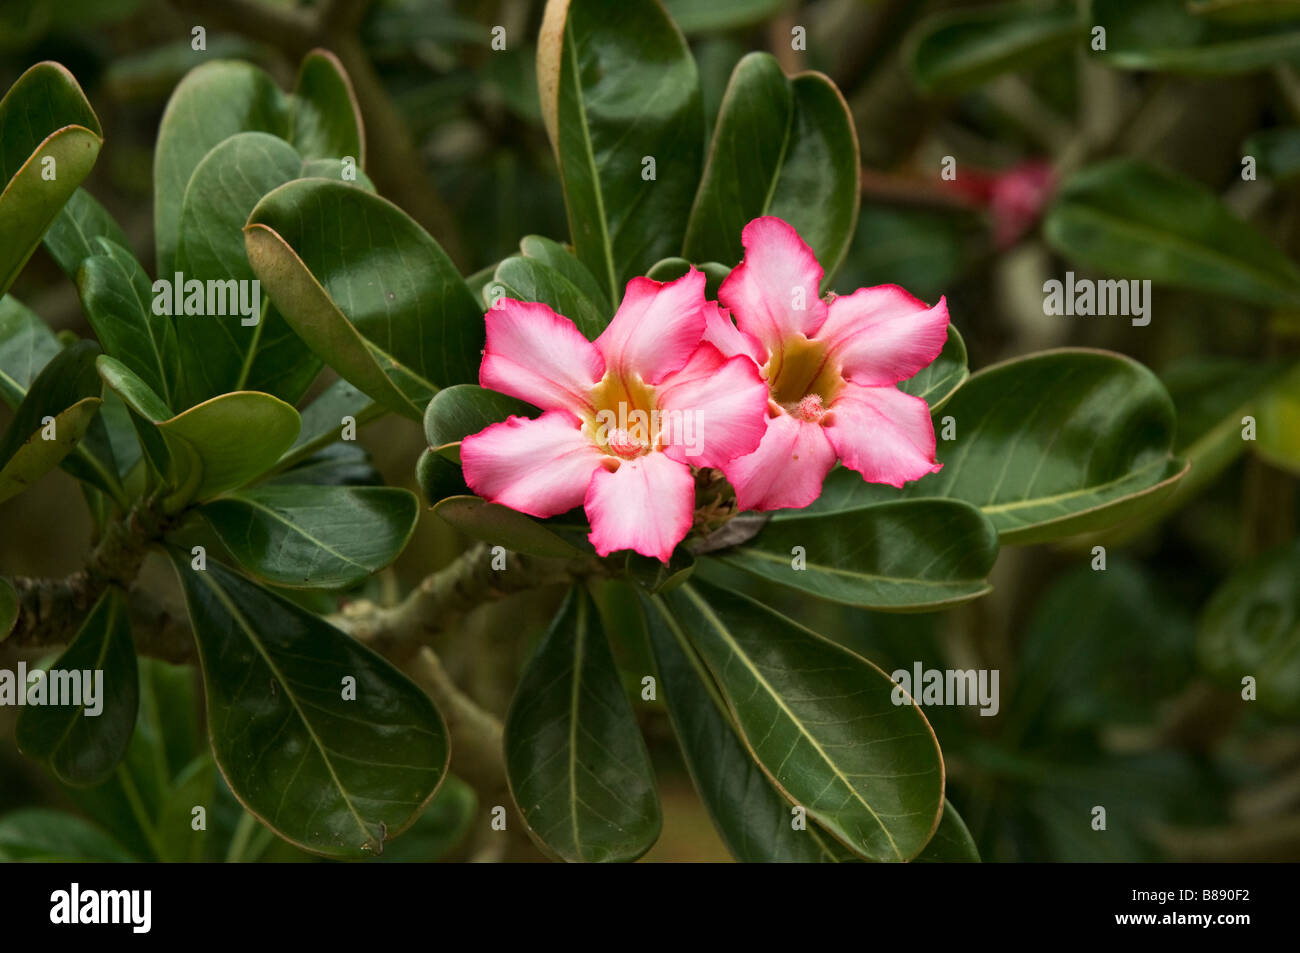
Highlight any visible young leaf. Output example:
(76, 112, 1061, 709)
(683, 53, 859, 282)
(709, 498, 998, 611)
(538, 0, 705, 303)
(504, 587, 661, 862)
(198, 484, 419, 589)
(43, 187, 130, 278)
(647, 581, 944, 862)
(171, 555, 450, 857)
(15, 586, 137, 786)
(0, 62, 103, 297)
(289, 49, 365, 167)
(0, 339, 102, 504)
(1045, 159, 1300, 308)
(245, 179, 483, 419)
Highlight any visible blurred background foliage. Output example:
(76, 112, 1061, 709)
(2, 0, 1299, 862)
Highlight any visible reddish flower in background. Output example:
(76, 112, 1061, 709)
(461, 268, 768, 562)
(948, 159, 1055, 248)
(706, 216, 949, 512)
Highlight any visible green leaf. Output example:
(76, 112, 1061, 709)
(432, 495, 584, 559)
(417, 447, 469, 504)
(1094, 0, 1300, 72)
(519, 234, 611, 313)
(0, 294, 61, 394)
(492, 255, 607, 340)
(289, 49, 365, 166)
(173, 132, 322, 406)
(906, 1, 1083, 96)
(899, 324, 967, 412)
(78, 238, 181, 408)
(246, 179, 483, 420)
(15, 587, 137, 786)
(424, 384, 537, 460)
(368, 774, 477, 862)
(1255, 363, 1300, 474)
(1198, 539, 1300, 716)
(171, 555, 449, 857)
(646, 581, 944, 861)
(504, 587, 660, 862)
(1243, 127, 1300, 183)
(1190, 0, 1300, 21)
(538, 0, 705, 303)
(198, 484, 419, 589)
(642, 589, 857, 861)
(662, 0, 782, 34)
(902, 349, 1186, 544)
(0, 577, 16, 640)
(43, 187, 129, 278)
(683, 53, 859, 283)
(153, 60, 290, 276)
(711, 498, 998, 611)
(0, 809, 136, 862)
(914, 800, 980, 862)
(1045, 159, 1300, 308)
(644, 257, 730, 298)
(0, 339, 102, 504)
(0, 62, 102, 297)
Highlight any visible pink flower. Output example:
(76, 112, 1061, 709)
(706, 216, 950, 512)
(461, 268, 769, 562)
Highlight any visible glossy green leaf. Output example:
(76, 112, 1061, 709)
(906, 1, 1083, 95)
(538, 0, 704, 303)
(246, 179, 483, 420)
(712, 498, 998, 611)
(1198, 539, 1300, 716)
(433, 495, 584, 558)
(644, 257, 730, 299)
(274, 377, 380, 474)
(683, 53, 859, 282)
(16, 587, 137, 786)
(289, 49, 365, 166)
(43, 187, 129, 278)
(902, 349, 1186, 544)
(0, 809, 136, 862)
(505, 587, 660, 862)
(519, 234, 611, 312)
(914, 800, 980, 862)
(493, 255, 607, 340)
(368, 774, 477, 862)
(78, 237, 181, 408)
(173, 132, 322, 406)
(417, 447, 469, 504)
(267, 441, 378, 488)
(647, 581, 944, 861)
(172, 556, 449, 857)
(158, 391, 299, 501)
(643, 590, 857, 861)
(0, 339, 102, 504)
(0, 62, 102, 297)
(1095, 0, 1300, 72)
(0, 577, 16, 640)
(424, 384, 537, 460)
(899, 324, 967, 412)
(199, 484, 418, 589)
(1045, 159, 1300, 308)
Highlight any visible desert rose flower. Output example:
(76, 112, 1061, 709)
(461, 268, 769, 562)
(706, 216, 950, 512)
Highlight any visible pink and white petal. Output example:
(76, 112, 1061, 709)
(718, 216, 827, 351)
(594, 268, 707, 384)
(818, 287, 949, 387)
(824, 383, 942, 488)
(702, 301, 768, 366)
(585, 452, 695, 562)
(480, 299, 605, 413)
(721, 413, 837, 512)
(656, 344, 769, 468)
(460, 411, 605, 518)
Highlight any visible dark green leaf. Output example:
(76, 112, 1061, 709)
(914, 800, 980, 862)
(172, 556, 449, 857)
(43, 187, 129, 278)
(1095, 0, 1300, 72)
(0, 809, 136, 861)
(433, 495, 584, 558)
(662, 0, 782, 34)
(519, 234, 611, 312)
(1243, 127, 1300, 182)
(424, 384, 537, 460)
(898, 324, 967, 412)
(504, 587, 660, 862)
(289, 49, 365, 166)
(493, 255, 607, 340)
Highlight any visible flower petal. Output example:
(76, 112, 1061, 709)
(718, 216, 827, 351)
(480, 299, 605, 412)
(722, 413, 837, 512)
(702, 301, 768, 365)
(460, 411, 605, 517)
(656, 343, 769, 468)
(824, 383, 942, 488)
(595, 268, 707, 384)
(817, 287, 949, 387)
(585, 452, 694, 562)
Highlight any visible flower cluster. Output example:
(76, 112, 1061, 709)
(461, 216, 950, 562)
